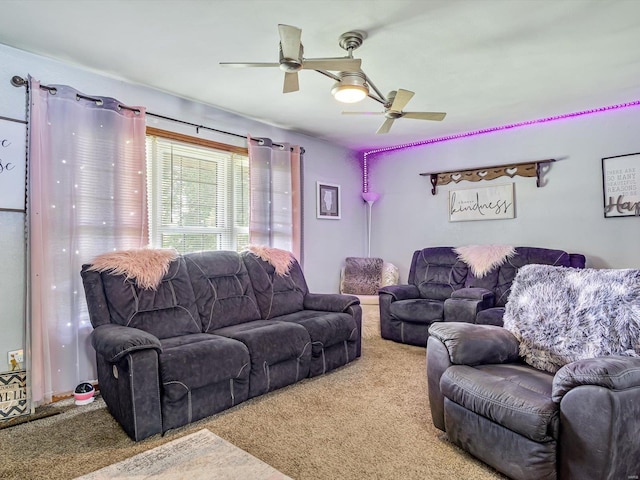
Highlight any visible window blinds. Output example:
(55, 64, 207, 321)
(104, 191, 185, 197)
(146, 135, 249, 253)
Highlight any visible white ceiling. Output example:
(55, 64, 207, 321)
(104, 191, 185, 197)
(1, 0, 640, 150)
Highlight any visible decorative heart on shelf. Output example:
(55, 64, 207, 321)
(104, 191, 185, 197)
(451, 173, 462, 182)
(477, 171, 488, 177)
(505, 167, 518, 177)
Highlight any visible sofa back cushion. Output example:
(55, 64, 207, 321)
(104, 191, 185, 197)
(242, 251, 309, 319)
(99, 257, 201, 339)
(184, 251, 262, 332)
(465, 247, 572, 307)
(408, 247, 468, 300)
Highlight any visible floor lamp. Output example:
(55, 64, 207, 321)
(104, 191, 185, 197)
(361, 192, 380, 258)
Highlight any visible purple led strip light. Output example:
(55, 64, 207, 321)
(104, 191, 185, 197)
(361, 100, 640, 193)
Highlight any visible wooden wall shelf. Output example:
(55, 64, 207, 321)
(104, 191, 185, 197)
(420, 159, 556, 195)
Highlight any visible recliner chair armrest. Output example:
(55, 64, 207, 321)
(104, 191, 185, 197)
(379, 284, 420, 301)
(304, 293, 359, 312)
(552, 355, 640, 402)
(428, 322, 520, 366)
(444, 288, 495, 323)
(450, 287, 494, 302)
(91, 324, 162, 363)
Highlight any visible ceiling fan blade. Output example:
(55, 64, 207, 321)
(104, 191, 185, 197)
(390, 89, 415, 112)
(341, 111, 384, 115)
(302, 57, 362, 71)
(377, 118, 395, 134)
(219, 62, 281, 68)
(283, 72, 299, 93)
(279, 24, 302, 60)
(402, 112, 447, 121)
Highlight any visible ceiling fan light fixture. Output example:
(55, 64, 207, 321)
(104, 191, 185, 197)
(331, 72, 369, 103)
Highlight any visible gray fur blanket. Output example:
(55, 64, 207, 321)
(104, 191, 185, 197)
(503, 265, 640, 373)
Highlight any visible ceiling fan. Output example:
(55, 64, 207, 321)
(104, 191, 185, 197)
(220, 24, 361, 93)
(309, 30, 447, 134)
(341, 88, 447, 134)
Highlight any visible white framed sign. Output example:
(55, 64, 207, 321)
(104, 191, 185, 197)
(0, 118, 27, 212)
(602, 152, 639, 217)
(449, 183, 515, 222)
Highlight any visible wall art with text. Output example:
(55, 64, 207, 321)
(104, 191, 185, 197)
(602, 153, 639, 218)
(449, 183, 515, 222)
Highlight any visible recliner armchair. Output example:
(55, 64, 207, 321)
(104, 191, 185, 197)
(426, 262, 640, 480)
(427, 322, 640, 480)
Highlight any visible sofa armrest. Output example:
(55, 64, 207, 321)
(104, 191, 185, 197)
(444, 288, 495, 323)
(90, 324, 162, 363)
(304, 293, 359, 312)
(378, 284, 420, 301)
(552, 355, 640, 402)
(450, 287, 494, 302)
(428, 322, 520, 366)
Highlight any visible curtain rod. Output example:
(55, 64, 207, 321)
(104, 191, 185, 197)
(11, 75, 304, 153)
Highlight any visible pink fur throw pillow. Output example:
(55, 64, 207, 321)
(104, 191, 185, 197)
(454, 244, 516, 278)
(247, 245, 294, 276)
(88, 248, 179, 290)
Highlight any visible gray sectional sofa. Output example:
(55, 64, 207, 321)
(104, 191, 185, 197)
(379, 247, 586, 346)
(81, 250, 361, 440)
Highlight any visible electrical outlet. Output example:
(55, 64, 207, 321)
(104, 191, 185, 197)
(8, 349, 24, 368)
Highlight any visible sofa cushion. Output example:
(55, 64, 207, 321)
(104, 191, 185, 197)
(497, 247, 572, 307)
(159, 333, 250, 402)
(184, 251, 262, 331)
(441, 364, 558, 442)
(100, 257, 201, 339)
(213, 320, 312, 397)
(408, 247, 468, 300)
(271, 310, 357, 356)
(242, 251, 309, 319)
(464, 247, 572, 307)
(389, 299, 444, 323)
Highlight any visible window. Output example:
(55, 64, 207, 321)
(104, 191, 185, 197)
(146, 128, 249, 253)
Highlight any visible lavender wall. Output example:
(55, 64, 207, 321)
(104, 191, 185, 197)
(368, 106, 640, 282)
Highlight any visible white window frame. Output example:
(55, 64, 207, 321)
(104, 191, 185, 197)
(146, 128, 249, 253)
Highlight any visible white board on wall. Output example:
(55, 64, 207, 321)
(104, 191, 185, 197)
(448, 183, 515, 222)
(0, 118, 27, 211)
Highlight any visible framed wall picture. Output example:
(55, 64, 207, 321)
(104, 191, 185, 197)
(602, 153, 640, 218)
(449, 183, 515, 222)
(316, 182, 341, 219)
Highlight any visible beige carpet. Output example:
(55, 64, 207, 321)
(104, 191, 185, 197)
(0, 336, 505, 480)
(75, 429, 292, 480)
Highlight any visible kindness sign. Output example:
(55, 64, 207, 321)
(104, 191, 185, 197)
(449, 183, 515, 222)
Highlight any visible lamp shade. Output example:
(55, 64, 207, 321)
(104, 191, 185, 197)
(331, 72, 369, 103)
(361, 191, 380, 203)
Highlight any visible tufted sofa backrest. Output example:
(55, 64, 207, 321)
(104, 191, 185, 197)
(464, 247, 575, 307)
(241, 251, 309, 319)
(184, 250, 262, 332)
(81, 257, 201, 339)
(408, 247, 468, 300)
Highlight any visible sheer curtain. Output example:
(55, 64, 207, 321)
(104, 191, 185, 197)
(28, 77, 147, 404)
(248, 136, 302, 261)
